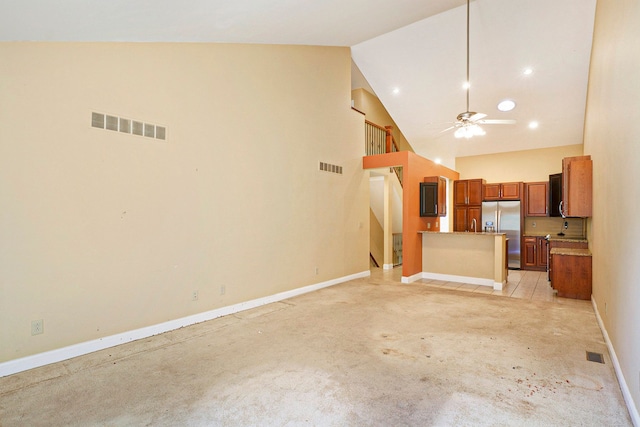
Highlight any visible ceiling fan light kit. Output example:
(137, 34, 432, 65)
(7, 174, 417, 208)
(455, 124, 485, 139)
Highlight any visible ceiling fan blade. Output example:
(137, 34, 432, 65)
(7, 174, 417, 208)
(440, 125, 457, 133)
(478, 119, 517, 125)
(469, 112, 487, 121)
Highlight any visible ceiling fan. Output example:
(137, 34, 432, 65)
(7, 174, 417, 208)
(442, 0, 516, 139)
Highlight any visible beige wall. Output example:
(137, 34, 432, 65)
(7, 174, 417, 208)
(351, 88, 414, 152)
(584, 0, 640, 417)
(369, 208, 383, 266)
(0, 43, 369, 363)
(455, 144, 583, 182)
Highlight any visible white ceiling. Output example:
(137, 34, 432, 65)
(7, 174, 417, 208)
(1, 0, 597, 165)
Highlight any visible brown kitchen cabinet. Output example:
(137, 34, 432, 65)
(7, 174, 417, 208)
(424, 176, 447, 216)
(453, 205, 482, 233)
(522, 236, 547, 271)
(523, 237, 537, 269)
(454, 179, 484, 206)
(525, 181, 548, 217)
(537, 237, 548, 268)
(548, 239, 588, 280)
(484, 182, 522, 201)
(453, 179, 484, 232)
(561, 155, 592, 217)
(550, 251, 592, 300)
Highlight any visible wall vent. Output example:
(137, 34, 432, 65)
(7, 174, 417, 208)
(319, 161, 343, 175)
(91, 112, 166, 141)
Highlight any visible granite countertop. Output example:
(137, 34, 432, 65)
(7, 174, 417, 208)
(419, 231, 506, 235)
(522, 234, 588, 243)
(550, 247, 592, 257)
(549, 236, 588, 243)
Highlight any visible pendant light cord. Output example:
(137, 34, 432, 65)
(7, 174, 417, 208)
(466, 0, 470, 113)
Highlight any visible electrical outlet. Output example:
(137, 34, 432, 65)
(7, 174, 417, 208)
(532, 222, 537, 228)
(220, 285, 226, 295)
(427, 223, 431, 229)
(564, 221, 569, 229)
(31, 319, 44, 336)
(192, 290, 199, 301)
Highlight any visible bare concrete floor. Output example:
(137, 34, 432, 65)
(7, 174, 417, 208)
(0, 268, 632, 426)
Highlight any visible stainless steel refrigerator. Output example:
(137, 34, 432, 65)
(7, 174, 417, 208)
(482, 201, 521, 269)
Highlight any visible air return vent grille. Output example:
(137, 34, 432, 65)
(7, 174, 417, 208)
(91, 112, 166, 141)
(319, 161, 343, 175)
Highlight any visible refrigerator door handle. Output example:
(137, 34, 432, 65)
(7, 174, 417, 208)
(497, 210, 502, 232)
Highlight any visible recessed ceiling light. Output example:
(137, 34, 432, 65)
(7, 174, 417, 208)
(392, 87, 400, 95)
(462, 81, 470, 90)
(523, 68, 533, 75)
(434, 158, 442, 164)
(497, 100, 516, 112)
(529, 121, 539, 129)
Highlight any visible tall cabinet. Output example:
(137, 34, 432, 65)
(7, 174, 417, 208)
(561, 155, 592, 217)
(453, 179, 484, 232)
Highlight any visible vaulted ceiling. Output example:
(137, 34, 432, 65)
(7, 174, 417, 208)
(1, 0, 597, 166)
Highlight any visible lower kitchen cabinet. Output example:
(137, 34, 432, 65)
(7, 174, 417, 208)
(550, 251, 592, 300)
(537, 237, 548, 269)
(522, 236, 547, 271)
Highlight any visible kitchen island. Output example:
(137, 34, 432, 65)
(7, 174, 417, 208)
(420, 231, 507, 290)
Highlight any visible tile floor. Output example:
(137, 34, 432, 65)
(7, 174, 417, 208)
(383, 267, 590, 306)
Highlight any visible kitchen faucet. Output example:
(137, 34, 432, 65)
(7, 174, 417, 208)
(471, 218, 477, 233)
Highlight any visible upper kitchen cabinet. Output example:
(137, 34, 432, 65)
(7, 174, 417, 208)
(524, 182, 548, 217)
(454, 179, 484, 206)
(453, 205, 482, 233)
(484, 182, 522, 201)
(424, 176, 447, 216)
(419, 182, 438, 217)
(549, 173, 563, 217)
(561, 155, 592, 217)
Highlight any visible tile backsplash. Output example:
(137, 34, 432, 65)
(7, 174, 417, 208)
(524, 217, 585, 238)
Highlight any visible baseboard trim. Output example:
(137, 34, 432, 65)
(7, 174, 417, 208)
(592, 297, 640, 425)
(421, 272, 496, 289)
(0, 270, 371, 378)
(382, 263, 394, 270)
(401, 272, 422, 284)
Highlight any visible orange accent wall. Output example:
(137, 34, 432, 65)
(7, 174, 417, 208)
(363, 152, 460, 279)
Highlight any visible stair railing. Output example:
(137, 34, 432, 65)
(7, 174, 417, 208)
(393, 232, 403, 266)
(365, 121, 403, 185)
